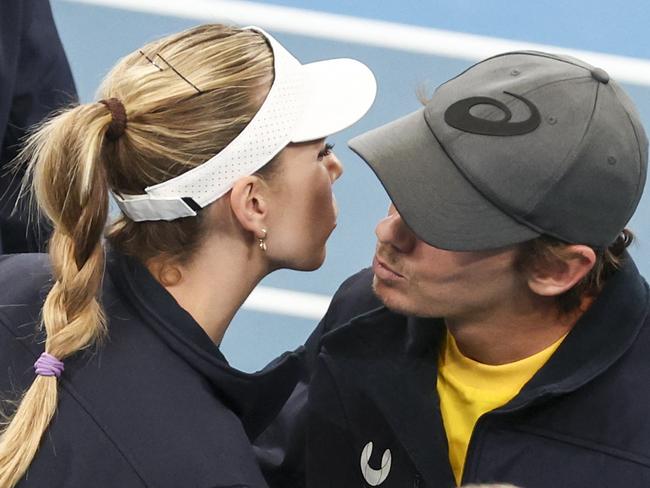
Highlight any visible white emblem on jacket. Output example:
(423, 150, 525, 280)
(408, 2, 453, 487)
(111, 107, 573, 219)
(360, 441, 392, 486)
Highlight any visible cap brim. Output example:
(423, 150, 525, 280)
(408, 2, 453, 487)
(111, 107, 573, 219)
(348, 109, 540, 251)
(291, 58, 377, 143)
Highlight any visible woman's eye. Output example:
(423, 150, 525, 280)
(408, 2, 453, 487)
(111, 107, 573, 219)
(318, 143, 335, 160)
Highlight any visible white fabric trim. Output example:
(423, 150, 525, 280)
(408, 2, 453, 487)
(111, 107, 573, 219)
(112, 192, 197, 221)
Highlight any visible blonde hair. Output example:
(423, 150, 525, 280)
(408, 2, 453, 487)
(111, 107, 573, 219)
(0, 24, 274, 486)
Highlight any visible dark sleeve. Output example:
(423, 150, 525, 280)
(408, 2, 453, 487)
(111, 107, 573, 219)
(253, 269, 379, 487)
(0, 0, 77, 253)
(252, 311, 329, 488)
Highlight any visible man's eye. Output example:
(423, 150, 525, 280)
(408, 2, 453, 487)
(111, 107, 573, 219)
(318, 143, 335, 160)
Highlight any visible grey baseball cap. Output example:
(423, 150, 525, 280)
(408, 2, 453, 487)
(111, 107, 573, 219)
(349, 51, 648, 251)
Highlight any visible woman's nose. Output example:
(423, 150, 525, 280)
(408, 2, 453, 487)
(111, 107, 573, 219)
(327, 154, 344, 183)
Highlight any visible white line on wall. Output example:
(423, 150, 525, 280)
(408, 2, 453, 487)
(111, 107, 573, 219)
(62, 0, 650, 86)
(243, 286, 331, 320)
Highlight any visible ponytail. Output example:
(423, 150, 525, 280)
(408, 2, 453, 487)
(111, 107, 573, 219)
(0, 23, 278, 485)
(0, 103, 113, 486)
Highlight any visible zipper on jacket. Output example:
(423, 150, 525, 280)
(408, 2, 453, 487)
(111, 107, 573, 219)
(413, 473, 421, 488)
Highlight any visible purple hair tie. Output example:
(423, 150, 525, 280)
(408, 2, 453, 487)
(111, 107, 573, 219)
(34, 352, 65, 378)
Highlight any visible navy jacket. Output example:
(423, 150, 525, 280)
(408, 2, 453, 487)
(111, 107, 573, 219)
(0, 251, 301, 487)
(305, 256, 650, 487)
(0, 0, 77, 253)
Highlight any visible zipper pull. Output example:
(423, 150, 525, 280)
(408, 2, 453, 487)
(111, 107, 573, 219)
(413, 474, 421, 488)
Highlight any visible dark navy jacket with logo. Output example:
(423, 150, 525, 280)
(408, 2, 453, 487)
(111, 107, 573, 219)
(0, 251, 300, 488)
(258, 255, 650, 487)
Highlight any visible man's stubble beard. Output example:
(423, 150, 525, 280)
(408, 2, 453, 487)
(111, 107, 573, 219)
(371, 275, 419, 317)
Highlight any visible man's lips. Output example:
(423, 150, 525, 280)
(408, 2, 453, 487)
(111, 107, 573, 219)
(373, 255, 405, 281)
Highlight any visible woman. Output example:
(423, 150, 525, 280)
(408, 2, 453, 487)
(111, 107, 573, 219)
(0, 24, 375, 487)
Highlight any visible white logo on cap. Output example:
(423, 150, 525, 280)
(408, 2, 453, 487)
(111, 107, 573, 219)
(360, 441, 391, 486)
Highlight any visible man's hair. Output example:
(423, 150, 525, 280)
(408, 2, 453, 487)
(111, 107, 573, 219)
(515, 229, 633, 314)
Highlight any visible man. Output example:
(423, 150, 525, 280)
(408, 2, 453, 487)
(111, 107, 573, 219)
(305, 51, 649, 487)
(0, 0, 77, 253)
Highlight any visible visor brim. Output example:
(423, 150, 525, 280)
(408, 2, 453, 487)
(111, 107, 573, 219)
(292, 58, 377, 143)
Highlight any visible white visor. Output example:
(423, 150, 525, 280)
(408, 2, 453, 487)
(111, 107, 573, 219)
(113, 26, 377, 222)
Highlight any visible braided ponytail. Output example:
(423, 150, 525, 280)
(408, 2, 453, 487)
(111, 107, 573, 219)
(0, 23, 277, 486)
(0, 102, 115, 486)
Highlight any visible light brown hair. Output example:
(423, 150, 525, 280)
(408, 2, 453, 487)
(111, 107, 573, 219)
(0, 24, 276, 486)
(515, 229, 633, 314)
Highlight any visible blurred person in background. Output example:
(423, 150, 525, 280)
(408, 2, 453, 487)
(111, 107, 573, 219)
(0, 0, 77, 253)
(0, 24, 375, 487)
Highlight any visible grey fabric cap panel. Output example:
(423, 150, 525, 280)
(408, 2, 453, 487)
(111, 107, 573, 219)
(348, 109, 539, 251)
(349, 51, 648, 251)
(426, 52, 647, 247)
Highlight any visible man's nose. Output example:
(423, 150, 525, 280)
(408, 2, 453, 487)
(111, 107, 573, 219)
(375, 205, 416, 254)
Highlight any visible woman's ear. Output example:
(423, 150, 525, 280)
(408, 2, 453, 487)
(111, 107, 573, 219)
(229, 175, 269, 236)
(527, 245, 597, 297)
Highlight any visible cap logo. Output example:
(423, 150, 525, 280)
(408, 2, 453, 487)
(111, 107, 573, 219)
(444, 91, 541, 136)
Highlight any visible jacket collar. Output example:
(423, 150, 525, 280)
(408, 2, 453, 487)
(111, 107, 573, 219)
(503, 253, 650, 411)
(320, 255, 649, 486)
(323, 255, 649, 405)
(106, 248, 301, 440)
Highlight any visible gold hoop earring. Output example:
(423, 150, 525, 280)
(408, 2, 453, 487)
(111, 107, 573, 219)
(258, 228, 268, 252)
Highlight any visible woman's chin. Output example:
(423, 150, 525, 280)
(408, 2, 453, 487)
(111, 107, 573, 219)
(271, 241, 328, 272)
(293, 247, 327, 272)
(304, 251, 327, 271)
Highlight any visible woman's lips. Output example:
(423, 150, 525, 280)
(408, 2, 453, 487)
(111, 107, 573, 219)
(373, 255, 405, 281)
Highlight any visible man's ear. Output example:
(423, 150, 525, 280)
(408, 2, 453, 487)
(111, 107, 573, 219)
(229, 175, 269, 236)
(527, 245, 597, 297)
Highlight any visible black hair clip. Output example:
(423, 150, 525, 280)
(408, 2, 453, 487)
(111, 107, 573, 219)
(138, 50, 203, 94)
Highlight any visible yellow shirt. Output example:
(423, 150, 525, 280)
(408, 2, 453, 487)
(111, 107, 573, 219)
(436, 331, 565, 486)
